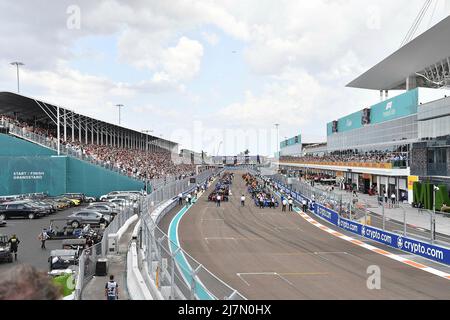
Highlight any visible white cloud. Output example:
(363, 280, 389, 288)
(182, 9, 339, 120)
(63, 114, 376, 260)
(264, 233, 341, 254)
(202, 32, 219, 46)
(219, 69, 323, 128)
(0, 0, 447, 155)
(159, 37, 204, 82)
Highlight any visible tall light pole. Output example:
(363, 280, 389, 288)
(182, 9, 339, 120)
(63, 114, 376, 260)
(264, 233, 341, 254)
(115, 104, 124, 125)
(217, 141, 223, 157)
(10, 62, 24, 93)
(274, 124, 280, 158)
(432, 185, 439, 243)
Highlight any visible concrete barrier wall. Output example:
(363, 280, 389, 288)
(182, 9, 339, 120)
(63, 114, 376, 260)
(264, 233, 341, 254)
(127, 242, 153, 300)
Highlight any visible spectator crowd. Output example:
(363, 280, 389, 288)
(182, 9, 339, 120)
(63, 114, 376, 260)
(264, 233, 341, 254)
(280, 149, 409, 166)
(1, 114, 197, 182)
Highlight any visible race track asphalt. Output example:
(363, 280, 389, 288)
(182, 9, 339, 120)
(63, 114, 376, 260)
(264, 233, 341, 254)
(174, 171, 450, 300)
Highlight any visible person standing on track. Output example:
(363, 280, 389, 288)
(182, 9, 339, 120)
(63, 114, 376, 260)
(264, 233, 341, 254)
(282, 198, 287, 212)
(178, 193, 183, 205)
(240, 194, 245, 207)
(216, 194, 221, 207)
(288, 197, 293, 212)
(302, 199, 308, 212)
(259, 195, 264, 209)
(8, 234, 20, 261)
(271, 196, 276, 209)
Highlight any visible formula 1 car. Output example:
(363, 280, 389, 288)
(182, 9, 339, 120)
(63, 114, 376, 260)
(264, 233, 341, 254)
(208, 192, 229, 202)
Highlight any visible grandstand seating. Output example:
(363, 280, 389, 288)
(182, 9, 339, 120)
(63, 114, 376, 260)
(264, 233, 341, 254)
(0, 114, 197, 182)
(280, 149, 409, 169)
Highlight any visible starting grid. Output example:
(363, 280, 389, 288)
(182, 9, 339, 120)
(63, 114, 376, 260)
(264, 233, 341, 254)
(273, 181, 450, 266)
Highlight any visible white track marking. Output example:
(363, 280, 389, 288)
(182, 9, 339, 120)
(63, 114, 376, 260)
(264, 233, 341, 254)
(294, 208, 450, 281)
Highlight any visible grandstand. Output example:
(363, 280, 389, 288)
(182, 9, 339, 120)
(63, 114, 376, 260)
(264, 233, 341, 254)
(278, 15, 450, 206)
(0, 92, 199, 197)
(212, 155, 264, 166)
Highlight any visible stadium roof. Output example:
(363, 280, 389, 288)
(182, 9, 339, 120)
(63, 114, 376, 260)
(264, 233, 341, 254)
(0, 91, 176, 146)
(347, 15, 450, 90)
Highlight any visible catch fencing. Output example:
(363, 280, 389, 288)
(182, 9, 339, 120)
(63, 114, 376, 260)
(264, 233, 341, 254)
(136, 169, 246, 300)
(267, 175, 450, 265)
(74, 168, 220, 300)
(74, 201, 136, 300)
(140, 212, 245, 300)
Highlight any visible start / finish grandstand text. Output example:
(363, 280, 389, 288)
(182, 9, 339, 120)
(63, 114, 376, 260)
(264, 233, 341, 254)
(1, 0, 450, 311)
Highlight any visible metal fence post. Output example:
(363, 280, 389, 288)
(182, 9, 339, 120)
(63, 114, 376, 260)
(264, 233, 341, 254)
(402, 207, 407, 237)
(430, 211, 434, 244)
(190, 265, 203, 300)
(170, 248, 180, 300)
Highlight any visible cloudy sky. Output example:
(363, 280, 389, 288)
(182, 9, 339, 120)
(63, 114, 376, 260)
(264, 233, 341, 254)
(0, 0, 449, 156)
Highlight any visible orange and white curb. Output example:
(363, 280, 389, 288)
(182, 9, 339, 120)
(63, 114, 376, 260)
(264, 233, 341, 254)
(295, 208, 450, 281)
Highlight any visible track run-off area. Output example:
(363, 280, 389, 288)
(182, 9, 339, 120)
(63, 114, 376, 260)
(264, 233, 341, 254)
(169, 171, 450, 300)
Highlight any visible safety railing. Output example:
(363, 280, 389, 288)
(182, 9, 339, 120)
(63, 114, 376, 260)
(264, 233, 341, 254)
(140, 212, 245, 300)
(270, 174, 346, 214)
(73, 168, 219, 300)
(74, 201, 136, 300)
(74, 242, 102, 300)
(269, 174, 450, 246)
(135, 167, 245, 300)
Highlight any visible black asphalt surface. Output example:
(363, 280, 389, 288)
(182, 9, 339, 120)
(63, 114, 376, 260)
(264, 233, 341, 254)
(0, 205, 86, 273)
(174, 172, 450, 300)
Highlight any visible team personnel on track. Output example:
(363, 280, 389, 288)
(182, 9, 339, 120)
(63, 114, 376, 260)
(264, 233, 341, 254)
(288, 197, 293, 212)
(282, 199, 287, 212)
(216, 194, 221, 207)
(302, 199, 308, 212)
(240, 195, 245, 207)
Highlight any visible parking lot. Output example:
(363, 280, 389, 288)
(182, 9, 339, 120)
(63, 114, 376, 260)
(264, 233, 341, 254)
(0, 204, 88, 272)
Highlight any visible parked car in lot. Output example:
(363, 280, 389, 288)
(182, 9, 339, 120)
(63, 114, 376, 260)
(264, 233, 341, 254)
(67, 211, 111, 228)
(111, 194, 139, 206)
(100, 190, 142, 201)
(49, 197, 71, 210)
(63, 193, 86, 203)
(0, 201, 47, 220)
(85, 196, 96, 203)
(52, 196, 81, 207)
(41, 200, 59, 213)
(86, 203, 119, 218)
(91, 201, 121, 211)
(24, 200, 53, 215)
(108, 198, 130, 206)
(60, 197, 81, 207)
